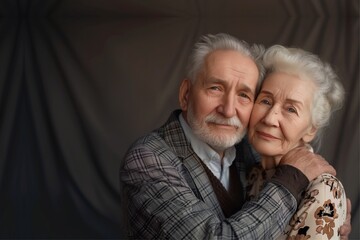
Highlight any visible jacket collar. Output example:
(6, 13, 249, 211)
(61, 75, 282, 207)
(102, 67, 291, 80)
(159, 110, 194, 159)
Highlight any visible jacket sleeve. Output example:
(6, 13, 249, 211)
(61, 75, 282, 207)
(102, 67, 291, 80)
(120, 144, 298, 239)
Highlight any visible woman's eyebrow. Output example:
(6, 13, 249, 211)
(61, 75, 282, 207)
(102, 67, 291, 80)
(259, 90, 304, 106)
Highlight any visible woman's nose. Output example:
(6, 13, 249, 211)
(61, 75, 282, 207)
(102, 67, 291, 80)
(262, 107, 280, 127)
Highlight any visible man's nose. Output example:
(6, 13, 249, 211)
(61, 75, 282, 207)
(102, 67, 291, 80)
(217, 94, 236, 118)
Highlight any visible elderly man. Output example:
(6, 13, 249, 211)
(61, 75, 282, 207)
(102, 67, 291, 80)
(120, 33, 350, 239)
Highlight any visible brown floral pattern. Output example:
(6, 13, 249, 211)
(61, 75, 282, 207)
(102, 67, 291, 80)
(324, 177, 343, 199)
(313, 199, 339, 239)
(247, 170, 347, 239)
(286, 174, 346, 240)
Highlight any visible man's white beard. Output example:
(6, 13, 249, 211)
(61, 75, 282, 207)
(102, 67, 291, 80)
(187, 105, 246, 152)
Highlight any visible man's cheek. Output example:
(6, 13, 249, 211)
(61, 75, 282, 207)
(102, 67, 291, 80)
(241, 109, 253, 126)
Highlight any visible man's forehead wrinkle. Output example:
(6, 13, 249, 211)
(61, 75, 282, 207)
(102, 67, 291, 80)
(230, 66, 250, 76)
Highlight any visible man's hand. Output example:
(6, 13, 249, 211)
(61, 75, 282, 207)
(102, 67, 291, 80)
(279, 146, 336, 181)
(340, 198, 352, 240)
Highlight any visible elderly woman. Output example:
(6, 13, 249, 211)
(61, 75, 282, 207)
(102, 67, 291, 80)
(247, 45, 348, 239)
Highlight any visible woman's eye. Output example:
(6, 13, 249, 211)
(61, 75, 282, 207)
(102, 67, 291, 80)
(260, 99, 271, 105)
(287, 107, 297, 113)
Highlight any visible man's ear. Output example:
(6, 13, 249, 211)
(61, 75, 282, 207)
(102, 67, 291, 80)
(179, 79, 191, 111)
(302, 126, 317, 143)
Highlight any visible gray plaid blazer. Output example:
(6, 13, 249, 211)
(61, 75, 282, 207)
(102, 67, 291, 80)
(120, 110, 297, 239)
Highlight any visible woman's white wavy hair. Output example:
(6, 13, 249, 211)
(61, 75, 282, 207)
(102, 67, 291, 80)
(262, 45, 345, 150)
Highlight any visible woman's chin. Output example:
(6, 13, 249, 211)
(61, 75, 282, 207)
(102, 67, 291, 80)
(253, 145, 280, 158)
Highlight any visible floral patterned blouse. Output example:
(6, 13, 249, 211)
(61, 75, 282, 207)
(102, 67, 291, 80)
(246, 164, 347, 239)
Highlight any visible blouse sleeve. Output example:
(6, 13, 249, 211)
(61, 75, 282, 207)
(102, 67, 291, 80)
(282, 173, 347, 239)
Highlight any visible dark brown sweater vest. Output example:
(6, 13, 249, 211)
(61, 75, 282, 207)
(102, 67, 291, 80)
(200, 161, 244, 218)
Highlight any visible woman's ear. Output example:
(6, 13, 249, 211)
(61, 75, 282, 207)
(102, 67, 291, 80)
(179, 79, 191, 111)
(302, 126, 317, 143)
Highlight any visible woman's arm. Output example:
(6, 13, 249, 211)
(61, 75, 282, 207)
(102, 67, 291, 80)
(283, 173, 347, 239)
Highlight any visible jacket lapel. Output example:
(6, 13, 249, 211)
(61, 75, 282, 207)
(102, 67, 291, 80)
(182, 152, 225, 219)
(161, 110, 225, 219)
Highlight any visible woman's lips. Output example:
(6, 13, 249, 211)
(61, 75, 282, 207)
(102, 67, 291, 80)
(256, 131, 279, 140)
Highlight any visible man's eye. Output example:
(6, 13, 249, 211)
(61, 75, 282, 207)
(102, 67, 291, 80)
(209, 86, 221, 91)
(239, 93, 250, 99)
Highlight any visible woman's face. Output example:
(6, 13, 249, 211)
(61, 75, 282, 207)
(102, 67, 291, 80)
(248, 72, 317, 159)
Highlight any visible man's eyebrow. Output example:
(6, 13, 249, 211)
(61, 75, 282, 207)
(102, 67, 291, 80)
(206, 77, 255, 94)
(203, 77, 226, 86)
(206, 77, 225, 83)
(239, 83, 255, 94)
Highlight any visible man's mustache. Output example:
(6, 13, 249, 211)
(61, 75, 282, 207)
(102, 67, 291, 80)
(205, 114, 242, 128)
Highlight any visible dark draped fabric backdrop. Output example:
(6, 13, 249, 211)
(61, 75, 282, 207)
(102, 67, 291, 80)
(0, 0, 359, 239)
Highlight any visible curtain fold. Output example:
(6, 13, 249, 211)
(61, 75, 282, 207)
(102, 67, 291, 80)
(0, 1, 358, 239)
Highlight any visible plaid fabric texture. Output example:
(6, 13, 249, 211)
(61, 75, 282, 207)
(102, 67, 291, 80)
(120, 110, 297, 239)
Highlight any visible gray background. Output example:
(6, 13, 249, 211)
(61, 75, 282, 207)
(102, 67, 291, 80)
(0, 0, 358, 239)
